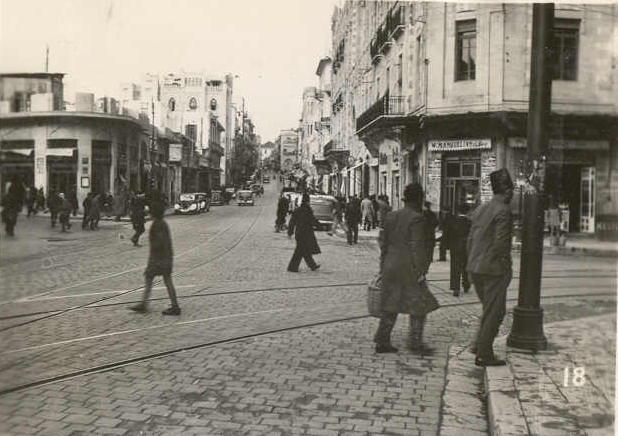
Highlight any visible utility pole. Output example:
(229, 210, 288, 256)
(507, 3, 554, 351)
(45, 45, 49, 73)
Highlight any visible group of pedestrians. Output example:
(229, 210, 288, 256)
(373, 168, 515, 368)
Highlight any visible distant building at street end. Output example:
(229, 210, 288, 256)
(277, 129, 299, 173)
(260, 141, 276, 163)
(120, 72, 235, 187)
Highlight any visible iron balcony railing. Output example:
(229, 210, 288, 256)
(356, 95, 407, 133)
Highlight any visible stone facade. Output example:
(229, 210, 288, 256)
(327, 1, 616, 237)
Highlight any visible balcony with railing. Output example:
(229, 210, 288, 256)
(323, 140, 349, 169)
(356, 95, 407, 135)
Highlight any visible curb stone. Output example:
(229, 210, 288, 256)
(484, 361, 529, 436)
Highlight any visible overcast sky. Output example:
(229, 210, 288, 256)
(0, 0, 339, 141)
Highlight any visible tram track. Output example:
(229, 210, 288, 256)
(0, 290, 613, 397)
(0, 272, 614, 324)
(0, 204, 264, 332)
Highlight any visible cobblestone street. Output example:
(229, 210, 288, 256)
(0, 182, 615, 435)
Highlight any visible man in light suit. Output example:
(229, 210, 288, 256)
(467, 168, 514, 367)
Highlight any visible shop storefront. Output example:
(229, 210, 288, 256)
(507, 137, 610, 234)
(0, 140, 34, 195)
(425, 138, 498, 215)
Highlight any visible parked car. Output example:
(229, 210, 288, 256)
(310, 194, 336, 230)
(174, 192, 210, 214)
(225, 187, 237, 200)
(263, 177, 270, 184)
(237, 190, 255, 206)
(210, 190, 225, 206)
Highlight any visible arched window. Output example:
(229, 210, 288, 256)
(168, 98, 176, 112)
(189, 97, 198, 110)
(210, 98, 217, 111)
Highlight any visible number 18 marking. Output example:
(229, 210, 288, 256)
(563, 366, 586, 387)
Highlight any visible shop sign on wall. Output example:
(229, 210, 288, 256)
(428, 139, 491, 152)
(480, 150, 497, 203)
(169, 143, 182, 162)
(426, 154, 442, 208)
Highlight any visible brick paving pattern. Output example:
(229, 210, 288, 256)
(0, 184, 615, 434)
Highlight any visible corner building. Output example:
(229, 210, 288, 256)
(329, 2, 617, 239)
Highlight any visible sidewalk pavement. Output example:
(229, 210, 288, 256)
(333, 226, 618, 257)
(32, 207, 175, 223)
(485, 313, 616, 435)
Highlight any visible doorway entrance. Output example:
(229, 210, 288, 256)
(47, 155, 77, 196)
(442, 156, 480, 214)
(546, 163, 595, 233)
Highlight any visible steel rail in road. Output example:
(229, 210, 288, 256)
(0, 291, 614, 397)
(0, 271, 614, 324)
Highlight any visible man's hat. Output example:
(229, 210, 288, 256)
(490, 168, 514, 194)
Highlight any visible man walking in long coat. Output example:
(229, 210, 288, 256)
(275, 192, 289, 232)
(130, 193, 146, 246)
(374, 183, 439, 354)
(287, 193, 321, 272)
(467, 168, 514, 367)
(345, 196, 361, 245)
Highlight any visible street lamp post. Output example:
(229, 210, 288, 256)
(507, 3, 554, 351)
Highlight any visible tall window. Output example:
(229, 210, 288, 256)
(168, 98, 176, 112)
(455, 20, 476, 81)
(386, 67, 391, 95)
(189, 97, 198, 110)
(185, 124, 197, 144)
(553, 19, 580, 81)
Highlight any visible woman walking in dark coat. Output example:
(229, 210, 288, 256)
(130, 200, 181, 315)
(374, 183, 439, 354)
(287, 193, 321, 272)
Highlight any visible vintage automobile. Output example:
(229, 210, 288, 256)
(237, 190, 255, 206)
(210, 190, 225, 206)
(251, 184, 264, 195)
(225, 187, 236, 200)
(174, 192, 210, 215)
(309, 194, 336, 230)
(263, 177, 270, 184)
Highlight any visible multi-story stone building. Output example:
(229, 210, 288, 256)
(277, 129, 299, 173)
(299, 57, 334, 194)
(329, 1, 617, 239)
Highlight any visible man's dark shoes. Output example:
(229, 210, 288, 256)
(287, 268, 299, 273)
(130, 304, 148, 313)
(452, 289, 460, 297)
(475, 356, 507, 367)
(376, 344, 398, 354)
(162, 306, 181, 316)
(311, 264, 321, 271)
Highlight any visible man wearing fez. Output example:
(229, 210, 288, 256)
(466, 168, 514, 367)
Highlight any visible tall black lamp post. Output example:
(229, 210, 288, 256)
(507, 3, 554, 351)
